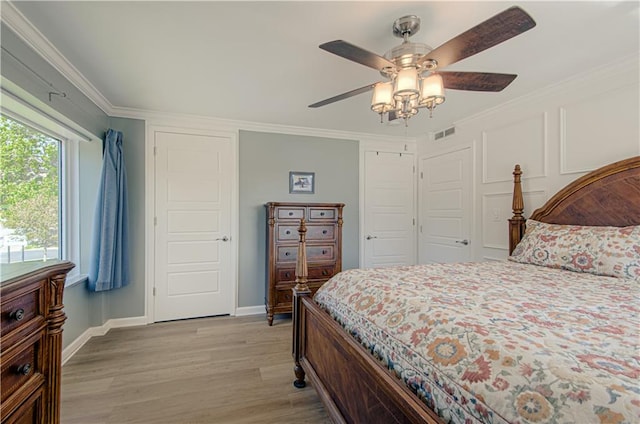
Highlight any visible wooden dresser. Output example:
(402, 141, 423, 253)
(265, 202, 344, 325)
(0, 260, 74, 424)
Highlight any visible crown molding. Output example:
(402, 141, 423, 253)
(1, 1, 115, 115)
(111, 105, 415, 143)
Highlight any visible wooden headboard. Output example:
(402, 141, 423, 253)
(509, 156, 640, 254)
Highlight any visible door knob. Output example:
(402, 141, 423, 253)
(455, 239, 469, 245)
(366, 235, 378, 240)
(216, 236, 229, 242)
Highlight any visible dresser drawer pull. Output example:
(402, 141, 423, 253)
(285, 252, 290, 256)
(322, 230, 327, 234)
(17, 363, 31, 376)
(322, 250, 327, 255)
(322, 270, 329, 276)
(285, 230, 291, 235)
(320, 212, 325, 216)
(10, 308, 25, 321)
(285, 272, 291, 278)
(288, 212, 293, 216)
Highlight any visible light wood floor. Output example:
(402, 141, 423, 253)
(61, 315, 330, 424)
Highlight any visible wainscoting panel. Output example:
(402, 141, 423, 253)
(560, 85, 640, 174)
(482, 113, 547, 183)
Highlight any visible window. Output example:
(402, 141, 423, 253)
(0, 115, 61, 263)
(0, 108, 83, 285)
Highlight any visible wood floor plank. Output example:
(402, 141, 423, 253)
(61, 315, 329, 423)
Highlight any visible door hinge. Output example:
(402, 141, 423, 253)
(413, 218, 416, 225)
(154, 217, 157, 226)
(154, 146, 157, 156)
(413, 165, 415, 173)
(153, 287, 156, 296)
(420, 171, 423, 179)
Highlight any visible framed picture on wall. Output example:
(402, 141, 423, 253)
(289, 171, 315, 194)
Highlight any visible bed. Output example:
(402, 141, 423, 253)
(291, 156, 640, 424)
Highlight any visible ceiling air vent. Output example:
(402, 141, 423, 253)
(433, 126, 455, 141)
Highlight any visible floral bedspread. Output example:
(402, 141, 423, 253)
(313, 261, 640, 424)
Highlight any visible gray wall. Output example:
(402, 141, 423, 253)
(105, 117, 146, 319)
(238, 130, 359, 308)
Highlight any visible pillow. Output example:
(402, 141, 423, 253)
(509, 219, 640, 280)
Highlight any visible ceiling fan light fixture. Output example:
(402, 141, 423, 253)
(311, 7, 536, 128)
(419, 73, 446, 115)
(393, 68, 420, 101)
(396, 97, 418, 117)
(371, 81, 394, 114)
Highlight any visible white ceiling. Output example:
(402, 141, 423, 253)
(8, 1, 640, 138)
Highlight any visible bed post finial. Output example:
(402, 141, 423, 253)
(509, 164, 526, 255)
(292, 218, 311, 389)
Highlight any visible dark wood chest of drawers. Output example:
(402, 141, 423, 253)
(265, 202, 344, 325)
(0, 261, 74, 424)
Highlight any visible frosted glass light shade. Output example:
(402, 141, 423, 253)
(393, 68, 419, 100)
(420, 73, 445, 106)
(371, 82, 394, 113)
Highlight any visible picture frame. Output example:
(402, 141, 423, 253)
(289, 171, 315, 194)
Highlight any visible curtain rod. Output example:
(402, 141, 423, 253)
(1, 85, 94, 142)
(1, 45, 67, 99)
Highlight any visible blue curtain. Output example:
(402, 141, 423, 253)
(88, 129, 130, 292)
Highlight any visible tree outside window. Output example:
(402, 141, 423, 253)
(0, 115, 60, 263)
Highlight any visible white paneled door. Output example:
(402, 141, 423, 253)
(419, 147, 472, 263)
(363, 151, 415, 268)
(154, 130, 233, 322)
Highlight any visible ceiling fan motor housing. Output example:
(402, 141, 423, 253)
(384, 15, 434, 76)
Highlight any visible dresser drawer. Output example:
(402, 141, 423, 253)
(307, 245, 335, 262)
(277, 224, 335, 242)
(0, 283, 45, 339)
(276, 264, 336, 282)
(276, 225, 299, 241)
(308, 264, 337, 280)
(2, 384, 43, 424)
(276, 244, 335, 263)
(276, 246, 298, 263)
(275, 283, 324, 307)
(1, 334, 44, 404)
(306, 225, 335, 241)
(275, 287, 294, 306)
(309, 207, 337, 221)
(276, 207, 305, 220)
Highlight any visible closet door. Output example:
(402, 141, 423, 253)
(363, 150, 415, 268)
(419, 147, 472, 264)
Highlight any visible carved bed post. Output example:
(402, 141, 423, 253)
(292, 218, 311, 388)
(508, 164, 526, 255)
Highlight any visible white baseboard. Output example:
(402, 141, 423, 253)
(62, 316, 147, 365)
(234, 305, 265, 316)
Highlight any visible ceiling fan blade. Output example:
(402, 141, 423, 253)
(420, 6, 536, 69)
(308, 83, 376, 108)
(320, 40, 395, 71)
(440, 71, 517, 92)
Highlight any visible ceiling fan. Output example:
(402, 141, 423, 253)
(309, 6, 536, 125)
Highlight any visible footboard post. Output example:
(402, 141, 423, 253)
(293, 218, 311, 389)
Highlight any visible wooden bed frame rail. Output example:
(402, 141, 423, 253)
(292, 156, 640, 423)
